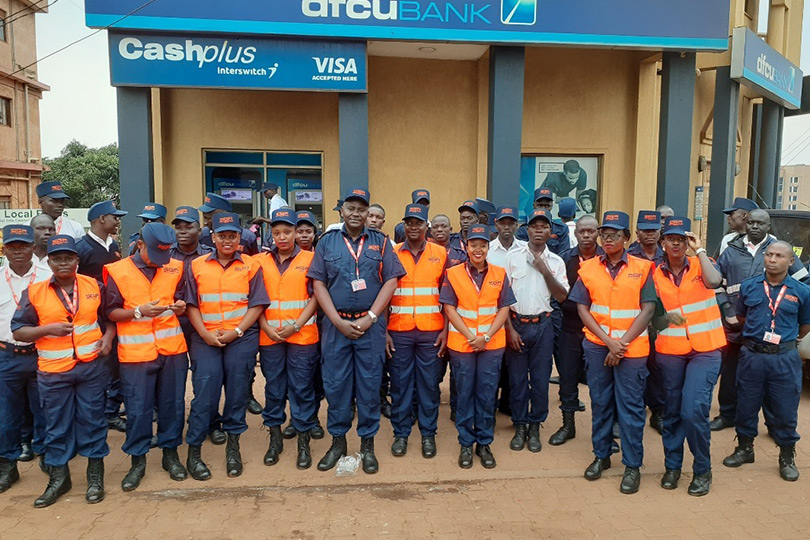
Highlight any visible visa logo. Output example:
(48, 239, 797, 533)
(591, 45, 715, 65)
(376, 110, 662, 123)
(313, 57, 358, 75)
(501, 0, 535, 25)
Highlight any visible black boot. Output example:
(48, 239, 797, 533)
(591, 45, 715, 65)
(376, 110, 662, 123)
(225, 433, 243, 477)
(527, 423, 542, 453)
(458, 445, 473, 469)
(391, 437, 408, 457)
(296, 431, 312, 470)
(121, 455, 146, 492)
(247, 393, 263, 415)
(475, 444, 496, 469)
(86, 458, 105, 503)
(309, 418, 325, 440)
(549, 411, 576, 446)
(0, 459, 20, 493)
(263, 426, 284, 466)
(34, 465, 72, 508)
(282, 422, 297, 439)
(421, 436, 437, 459)
(620, 467, 641, 494)
(688, 472, 712, 496)
(19, 442, 34, 462)
(162, 448, 187, 481)
(649, 410, 663, 435)
(722, 435, 755, 468)
(209, 428, 226, 445)
(510, 424, 528, 451)
(660, 468, 681, 490)
(360, 437, 379, 474)
(779, 445, 800, 482)
(38, 454, 47, 475)
(317, 435, 347, 471)
(186, 445, 211, 481)
(584, 457, 611, 480)
(709, 415, 735, 431)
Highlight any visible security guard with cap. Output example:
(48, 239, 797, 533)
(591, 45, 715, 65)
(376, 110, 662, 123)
(127, 203, 168, 256)
(199, 192, 259, 256)
(308, 187, 405, 474)
(449, 199, 480, 254)
(394, 189, 432, 244)
(295, 210, 320, 251)
(516, 188, 571, 261)
(35, 181, 85, 240)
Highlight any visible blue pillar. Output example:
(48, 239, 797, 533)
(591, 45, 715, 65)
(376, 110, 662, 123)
(756, 99, 782, 209)
(656, 52, 696, 217)
(747, 103, 763, 203)
(487, 46, 525, 208)
(338, 93, 369, 194)
(116, 87, 153, 243)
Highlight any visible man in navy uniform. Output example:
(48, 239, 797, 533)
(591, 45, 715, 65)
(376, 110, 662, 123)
(449, 200, 480, 254)
(127, 203, 168, 255)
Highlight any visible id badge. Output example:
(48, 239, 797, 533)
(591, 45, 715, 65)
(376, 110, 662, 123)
(351, 279, 367, 292)
(763, 331, 782, 344)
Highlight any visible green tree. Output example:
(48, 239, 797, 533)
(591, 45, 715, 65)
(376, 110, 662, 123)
(42, 140, 120, 208)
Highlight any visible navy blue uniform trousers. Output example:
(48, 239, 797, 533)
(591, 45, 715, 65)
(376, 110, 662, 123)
(644, 335, 665, 414)
(259, 343, 319, 433)
(450, 348, 504, 447)
(505, 316, 554, 425)
(0, 350, 45, 460)
(120, 353, 188, 456)
(186, 329, 259, 446)
(38, 359, 110, 467)
(583, 340, 648, 468)
(388, 329, 442, 438)
(557, 327, 586, 412)
(657, 350, 721, 474)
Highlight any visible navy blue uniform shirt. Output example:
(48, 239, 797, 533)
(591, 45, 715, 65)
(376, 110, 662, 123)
(627, 242, 666, 267)
(439, 263, 516, 309)
(735, 273, 810, 343)
(170, 242, 214, 266)
(76, 234, 122, 282)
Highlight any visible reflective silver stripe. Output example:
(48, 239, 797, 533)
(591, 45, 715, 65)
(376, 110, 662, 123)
(600, 325, 610, 334)
(303, 316, 316, 326)
(611, 309, 641, 319)
(792, 267, 809, 281)
(414, 287, 439, 296)
(223, 308, 247, 320)
(221, 293, 248, 302)
(155, 327, 183, 340)
(267, 301, 280, 309)
(74, 323, 100, 335)
(76, 343, 100, 355)
(118, 334, 156, 345)
(610, 329, 648, 339)
(156, 310, 174, 319)
(390, 306, 415, 315)
(456, 308, 477, 319)
(280, 300, 307, 310)
(449, 326, 477, 335)
(265, 319, 281, 327)
(726, 283, 741, 295)
(394, 288, 414, 296)
(478, 325, 492, 334)
(688, 319, 723, 334)
(590, 304, 610, 315)
(414, 306, 441, 315)
(200, 294, 221, 303)
(659, 327, 687, 338)
(39, 348, 73, 360)
(202, 312, 223, 322)
(478, 307, 498, 316)
(681, 298, 716, 314)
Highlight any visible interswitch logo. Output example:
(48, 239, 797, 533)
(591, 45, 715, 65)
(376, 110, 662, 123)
(501, 0, 536, 25)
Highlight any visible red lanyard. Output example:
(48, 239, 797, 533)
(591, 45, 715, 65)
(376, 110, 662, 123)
(58, 280, 79, 316)
(342, 235, 365, 279)
(465, 263, 484, 294)
(5, 267, 36, 306)
(763, 282, 787, 332)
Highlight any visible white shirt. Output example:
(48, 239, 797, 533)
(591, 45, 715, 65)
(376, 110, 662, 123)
(88, 230, 115, 250)
(0, 263, 52, 345)
(269, 193, 289, 213)
(32, 253, 50, 274)
(505, 244, 569, 315)
(742, 235, 768, 257)
(718, 232, 738, 255)
(54, 215, 86, 240)
(326, 222, 343, 232)
(487, 237, 527, 269)
(566, 221, 578, 248)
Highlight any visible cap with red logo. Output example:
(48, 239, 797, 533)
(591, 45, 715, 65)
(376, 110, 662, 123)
(411, 189, 430, 204)
(662, 216, 691, 237)
(296, 210, 318, 229)
(458, 200, 479, 214)
(2, 225, 34, 244)
(599, 211, 630, 231)
(140, 222, 176, 266)
(533, 188, 554, 202)
(199, 193, 233, 213)
(495, 206, 518, 222)
(271, 208, 297, 227)
(466, 224, 491, 242)
(212, 212, 242, 233)
(87, 200, 128, 222)
(47, 235, 78, 255)
(172, 206, 200, 224)
(403, 204, 428, 222)
(137, 203, 168, 221)
(36, 181, 70, 200)
(528, 209, 552, 225)
(636, 210, 662, 230)
(343, 188, 370, 206)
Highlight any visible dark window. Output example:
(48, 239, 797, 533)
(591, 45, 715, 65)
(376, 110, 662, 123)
(0, 9, 7, 42)
(0, 97, 11, 127)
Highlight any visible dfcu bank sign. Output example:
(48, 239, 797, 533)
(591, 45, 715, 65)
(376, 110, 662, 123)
(108, 33, 368, 92)
(86, 0, 731, 51)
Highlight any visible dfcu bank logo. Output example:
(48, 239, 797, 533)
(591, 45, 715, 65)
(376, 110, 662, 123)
(756, 54, 797, 94)
(301, 1, 497, 24)
(501, 0, 536, 25)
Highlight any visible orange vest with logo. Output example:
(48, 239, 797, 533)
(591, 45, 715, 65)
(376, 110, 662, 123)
(104, 257, 188, 362)
(653, 257, 727, 355)
(257, 250, 318, 347)
(191, 253, 260, 332)
(578, 254, 653, 358)
(28, 275, 103, 373)
(446, 264, 507, 353)
(389, 242, 447, 332)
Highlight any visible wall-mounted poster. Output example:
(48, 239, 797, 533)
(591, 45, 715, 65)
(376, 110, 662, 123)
(519, 155, 600, 222)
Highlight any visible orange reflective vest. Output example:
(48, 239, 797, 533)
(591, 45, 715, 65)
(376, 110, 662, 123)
(653, 257, 726, 355)
(257, 250, 318, 347)
(28, 275, 103, 373)
(191, 253, 261, 332)
(578, 254, 653, 358)
(103, 257, 188, 363)
(388, 242, 446, 332)
(445, 264, 507, 353)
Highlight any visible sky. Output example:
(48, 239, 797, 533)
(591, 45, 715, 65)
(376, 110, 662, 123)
(34, 1, 810, 165)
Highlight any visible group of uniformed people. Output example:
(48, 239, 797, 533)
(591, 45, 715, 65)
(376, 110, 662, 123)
(0, 181, 808, 508)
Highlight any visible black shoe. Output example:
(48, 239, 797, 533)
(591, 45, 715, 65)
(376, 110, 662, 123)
(391, 437, 408, 457)
(317, 436, 347, 472)
(282, 423, 297, 439)
(584, 457, 611, 480)
(226, 433, 243, 477)
(186, 445, 211, 481)
(779, 445, 800, 482)
(577, 400, 586, 412)
(0, 459, 20, 493)
(149, 435, 158, 448)
(549, 411, 576, 446)
(86, 458, 105, 504)
(121, 455, 146, 492)
(649, 411, 663, 435)
(723, 436, 755, 468)
(310, 423, 325, 440)
(458, 446, 473, 469)
(660, 468, 681, 490)
(381, 400, 393, 419)
(360, 438, 379, 474)
(688, 472, 712, 496)
(549, 375, 560, 385)
(107, 416, 127, 433)
(421, 436, 436, 459)
(527, 423, 542, 453)
(263, 426, 284, 466)
(247, 395, 263, 415)
(161, 448, 187, 481)
(34, 465, 72, 508)
(475, 444, 496, 469)
(611, 441, 620, 455)
(620, 467, 641, 494)
(18, 442, 34, 462)
(209, 428, 226, 445)
(296, 431, 312, 470)
(710, 415, 735, 432)
(510, 424, 528, 451)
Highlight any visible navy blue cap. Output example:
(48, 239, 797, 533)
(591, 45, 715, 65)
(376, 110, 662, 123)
(600, 211, 630, 230)
(212, 212, 242, 233)
(140, 223, 175, 266)
(36, 181, 70, 199)
(88, 200, 127, 222)
(636, 210, 662, 230)
(495, 206, 518, 221)
(475, 198, 496, 215)
(528, 209, 553, 225)
(137, 203, 167, 220)
(662, 217, 692, 237)
(47, 235, 78, 255)
(296, 210, 318, 228)
(199, 193, 233, 213)
(271, 208, 297, 227)
(411, 189, 430, 204)
(458, 200, 479, 214)
(534, 187, 554, 201)
(723, 197, 758, 214)
(333, 199, 343, 212)
(558, 198, 577, 219)
(2, 225, 34, 244)
(466, 224, 491, 242)
(343, 188, 370, 206)
(262, 182, 280, 191)
(403, 204, 428, 222)
(172, 206, 200, 224)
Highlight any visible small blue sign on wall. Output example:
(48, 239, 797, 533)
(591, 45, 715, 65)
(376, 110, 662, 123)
(108, 32, 367, 92)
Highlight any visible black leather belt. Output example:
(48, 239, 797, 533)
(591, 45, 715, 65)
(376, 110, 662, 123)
(338, 310, 368, 321)
(744, 339, 796, 355)
(0, 341, 36, 356)
(510, 312, 551, 324)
